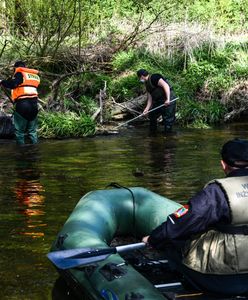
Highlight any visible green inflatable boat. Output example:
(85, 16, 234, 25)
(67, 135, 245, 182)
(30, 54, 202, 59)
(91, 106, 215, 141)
(48, 187, 182, 299)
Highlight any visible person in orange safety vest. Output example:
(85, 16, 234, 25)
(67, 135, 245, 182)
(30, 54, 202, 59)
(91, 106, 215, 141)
(0, 61, 40, 144)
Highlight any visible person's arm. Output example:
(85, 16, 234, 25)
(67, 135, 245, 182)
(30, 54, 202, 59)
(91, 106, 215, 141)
(1, 72, 23, 89)
(143, 183, 230, 248)
(158, 78, 170, 106)
(143, 92, 152, 114)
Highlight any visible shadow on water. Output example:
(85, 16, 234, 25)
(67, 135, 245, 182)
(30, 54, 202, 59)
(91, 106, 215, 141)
(52, 277, 78, 300)
(1, 123, 248, 299)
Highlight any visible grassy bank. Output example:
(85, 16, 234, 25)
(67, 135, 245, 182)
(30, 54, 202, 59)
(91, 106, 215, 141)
(2, 36, 247, 137)
(92, 37, 247, 129)
(0, 1, 247, 137)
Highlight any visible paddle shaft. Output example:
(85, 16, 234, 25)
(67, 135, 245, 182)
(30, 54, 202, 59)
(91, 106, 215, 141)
(116, 242, 145, 253)
(116, 97, 178, 129)
(69, 242, 145, 259)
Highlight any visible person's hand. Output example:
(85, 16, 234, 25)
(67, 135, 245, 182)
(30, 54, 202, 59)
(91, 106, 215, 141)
(164, 100, 170, 106)
(142, 235, 150, 244)
(143, 108, 149, 115)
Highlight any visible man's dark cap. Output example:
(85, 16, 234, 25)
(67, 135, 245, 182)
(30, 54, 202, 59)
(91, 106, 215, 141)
(221, 138, 248, 168)
(14, 61, 26, 68)
(137, 69, 149, 77)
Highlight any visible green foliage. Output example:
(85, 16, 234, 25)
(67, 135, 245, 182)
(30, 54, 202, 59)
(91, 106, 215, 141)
(77, 96, 98, 114)
(184, 62, 218, 93)
(1, 0, 247, 60)
(188, 0, 248, 31)
(56, 73, 110, 114)
(177, 98, 226, 128)
(38, 112, 95, 138)
(109, 74, 141, 101)
(112, 50, 139, 71)
(81, 73, 111, 96)
(188, 119, 211, 129)
(179, 42, 247, 102)
(1, 0, 247, 135)
(207, 99, 227, 123)
(110, 50, 180, 101)
(58, 73, 111, 100)
(205, 74, 233, 97)
(230, 49, 248, 78)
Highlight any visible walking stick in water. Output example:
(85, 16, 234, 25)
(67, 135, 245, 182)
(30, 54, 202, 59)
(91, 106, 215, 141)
(115, 97, 178, 129)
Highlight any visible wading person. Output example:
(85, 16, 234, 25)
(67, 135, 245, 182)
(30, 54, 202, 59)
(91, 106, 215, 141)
(0, 61, 40, 145)
(142, 138, 248, 296)
(137, 69, 176, 134)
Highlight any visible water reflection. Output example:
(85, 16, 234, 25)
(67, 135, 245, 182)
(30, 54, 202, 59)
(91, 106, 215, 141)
(143, 134, 177, 194)
(1, 124, 248, 299)
(13, 146, 46, 238)
(149, 135, 176, 171)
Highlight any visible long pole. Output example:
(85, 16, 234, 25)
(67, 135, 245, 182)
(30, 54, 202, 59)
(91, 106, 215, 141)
(115, 97, 178, 129)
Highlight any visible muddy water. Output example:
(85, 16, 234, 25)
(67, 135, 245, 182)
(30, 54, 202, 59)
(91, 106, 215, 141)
(0, 123, 247, 299)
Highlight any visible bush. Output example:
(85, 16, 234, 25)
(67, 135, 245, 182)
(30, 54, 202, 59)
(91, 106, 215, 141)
(109, 73, 141, 101)
(177, 98, 226, 127)
(38, 112, 95, 138)
(203, 74, 234, 98)
(230, 49, 248, 79)
(183, 62, 218, 93)
(112, 50, 139, 71)
(110, 50, 180, 101)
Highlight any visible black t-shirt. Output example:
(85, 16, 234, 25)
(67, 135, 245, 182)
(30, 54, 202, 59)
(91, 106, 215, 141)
(150, 74, 171, 88)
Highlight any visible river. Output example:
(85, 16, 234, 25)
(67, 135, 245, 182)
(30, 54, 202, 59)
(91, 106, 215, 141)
(1, 123, 247, 299)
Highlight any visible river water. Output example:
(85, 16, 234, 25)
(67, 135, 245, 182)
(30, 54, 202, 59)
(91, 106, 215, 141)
(1, 123, 248, 300)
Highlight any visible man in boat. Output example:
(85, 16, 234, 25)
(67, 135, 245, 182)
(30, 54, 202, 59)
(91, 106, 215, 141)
(143, 138, 248, 295)
(137, 69, 176, 134)
(0, 61, 40, 145)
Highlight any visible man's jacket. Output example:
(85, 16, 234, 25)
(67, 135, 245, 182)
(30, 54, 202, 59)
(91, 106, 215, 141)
(148, 168, 248, 275)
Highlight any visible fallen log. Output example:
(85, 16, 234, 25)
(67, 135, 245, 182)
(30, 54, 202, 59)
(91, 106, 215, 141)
(111, 95, 146, 120)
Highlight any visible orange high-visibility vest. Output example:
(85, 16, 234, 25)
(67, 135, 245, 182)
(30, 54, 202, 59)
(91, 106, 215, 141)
(11, 67, 40, 101)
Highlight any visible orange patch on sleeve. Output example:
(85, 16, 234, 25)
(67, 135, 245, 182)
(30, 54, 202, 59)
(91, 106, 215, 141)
(173, 204, 189, 218)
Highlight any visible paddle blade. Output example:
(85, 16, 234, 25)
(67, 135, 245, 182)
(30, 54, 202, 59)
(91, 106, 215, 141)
(47, 251, 110, 269)
(47, 247, 115, 269)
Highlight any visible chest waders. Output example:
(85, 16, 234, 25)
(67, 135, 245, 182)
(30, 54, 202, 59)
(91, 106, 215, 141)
(14, 99, 38, 145)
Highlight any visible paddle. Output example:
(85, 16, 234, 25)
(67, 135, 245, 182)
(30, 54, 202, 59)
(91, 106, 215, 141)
(47, 242, 146, 270)
(115, 97, 178, 129)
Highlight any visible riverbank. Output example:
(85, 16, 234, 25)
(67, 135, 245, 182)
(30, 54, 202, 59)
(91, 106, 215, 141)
(1, 35, 247, 139)
(0, 2, 247, 138)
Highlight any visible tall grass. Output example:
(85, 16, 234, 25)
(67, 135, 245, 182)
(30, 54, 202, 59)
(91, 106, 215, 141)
(39, 112, 95, 138)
